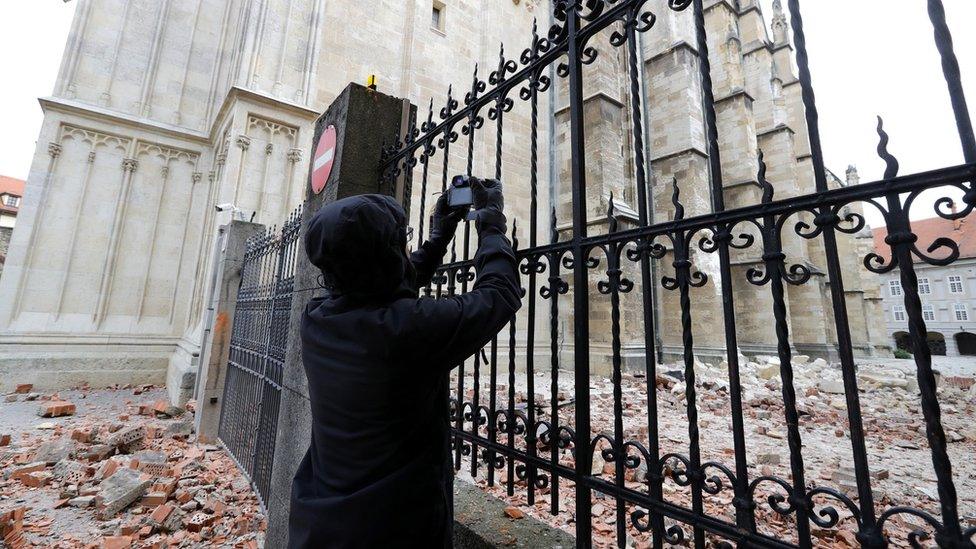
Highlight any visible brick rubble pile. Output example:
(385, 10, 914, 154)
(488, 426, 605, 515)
(456, 356, 976, 548)
(0, 386, 265, 548)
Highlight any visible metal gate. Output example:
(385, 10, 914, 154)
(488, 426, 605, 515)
(218, 207, 302, 506)
(380, 0, 976, 547)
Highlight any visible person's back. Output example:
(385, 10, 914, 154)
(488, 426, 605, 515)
(289, 181, 520, 548)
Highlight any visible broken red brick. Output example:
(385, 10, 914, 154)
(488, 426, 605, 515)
(71, 428, 94, 444)
(152, 401, 168, 415)
(83, 444, 114, 463)
(139, 462, 171, 477)
(212, 500, 227, 516)
(108, 425, 146, 453)
(38, 400, 76, 418)
(151, 479, 177, 496)
(14, 384, 32, 395)
(3, 530, 26, 549)
(185, 512, 214, 533)
(503, 506, 525, 519)
(0, 506, 26, 549)
(102, 536, 133, 549)
(21, 471, 53, 488)
(10, 462, 46, 482)
(149, 503, 174, 525)
(0, 434, 10, 447)
(141, 492, 168, 507)
(943, 375, 975, 390)
(98, 459, 120, 480)
(0, 516, 22, 543)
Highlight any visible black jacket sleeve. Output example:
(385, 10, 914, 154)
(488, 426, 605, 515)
(401, 231, 521, 369)
(409, 239, 450, 289)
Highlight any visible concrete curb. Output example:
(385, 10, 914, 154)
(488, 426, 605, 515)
(453, 479, 575, 549)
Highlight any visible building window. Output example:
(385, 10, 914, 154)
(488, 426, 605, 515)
(3, 196, 18, 207)
(922, 304, 936, 322)
(918, 278, 931, 295)
(893, 305, 906, 322)
(889, 280, 902, 297)
(948, 275, 964, 294)
(431, 2, 445, 32)
(955, 303, 970, 322)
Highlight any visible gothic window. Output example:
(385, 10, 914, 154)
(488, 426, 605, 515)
(893, 305, 906, 322)
(922, 304, 936, 322)
(948, 275, 964, 294)
(889, 280, 902, 297)
(955, 303, 970, 322)
(918, 278, 931, 295)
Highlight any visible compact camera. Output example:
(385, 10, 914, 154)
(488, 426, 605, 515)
(448, 175, 475, 209)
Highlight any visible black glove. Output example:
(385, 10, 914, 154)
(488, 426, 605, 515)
(428, 193, 466, 250)
(471, 178, 507, 236)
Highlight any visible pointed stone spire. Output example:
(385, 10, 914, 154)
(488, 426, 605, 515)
(846, 165, 860, 186)
(771, 0, 788, 45)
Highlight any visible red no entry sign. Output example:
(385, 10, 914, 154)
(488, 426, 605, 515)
(311, 125, 337, 195)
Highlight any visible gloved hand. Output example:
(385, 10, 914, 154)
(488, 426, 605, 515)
(428, 193, 466, 250)
(471, 178, 507, 236)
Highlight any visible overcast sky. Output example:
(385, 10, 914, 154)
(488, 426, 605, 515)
(0, 1, 973, 224)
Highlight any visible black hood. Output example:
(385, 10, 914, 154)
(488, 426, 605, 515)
(305, 194, 416, 303)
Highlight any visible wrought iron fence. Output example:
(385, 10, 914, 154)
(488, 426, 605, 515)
(380, 0, 976, 547)
(218, 207, 302, 506)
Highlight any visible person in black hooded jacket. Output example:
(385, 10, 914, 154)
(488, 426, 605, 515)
(288, 178, 521, 548)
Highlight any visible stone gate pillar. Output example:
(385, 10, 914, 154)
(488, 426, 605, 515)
(193, 220, 265, 442)
(265, 83, 415, 547)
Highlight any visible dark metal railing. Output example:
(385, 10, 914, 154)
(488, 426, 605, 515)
(380, 0, 976, 547)
(218, 206, 302, 507)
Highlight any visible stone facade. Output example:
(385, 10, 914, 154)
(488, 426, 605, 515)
(0, 176, 25, 279)
(878, 258, 976, 357)
(0, 0, 889, 396)
(0, 228, 12, 275)
(545, 0, 891, 372)
(874, 208, 976, 358)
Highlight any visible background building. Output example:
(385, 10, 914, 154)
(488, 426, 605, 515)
(0, 0, 890, 401)
(0, 176, 25, 277)
(875, 211, 976, 357)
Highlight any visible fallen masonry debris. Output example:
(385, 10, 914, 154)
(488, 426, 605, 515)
(455, 355, 975, 548)
(0, 386, 265, 547)
(97, 468, 151, 520)
(38, 401, 76, 418)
